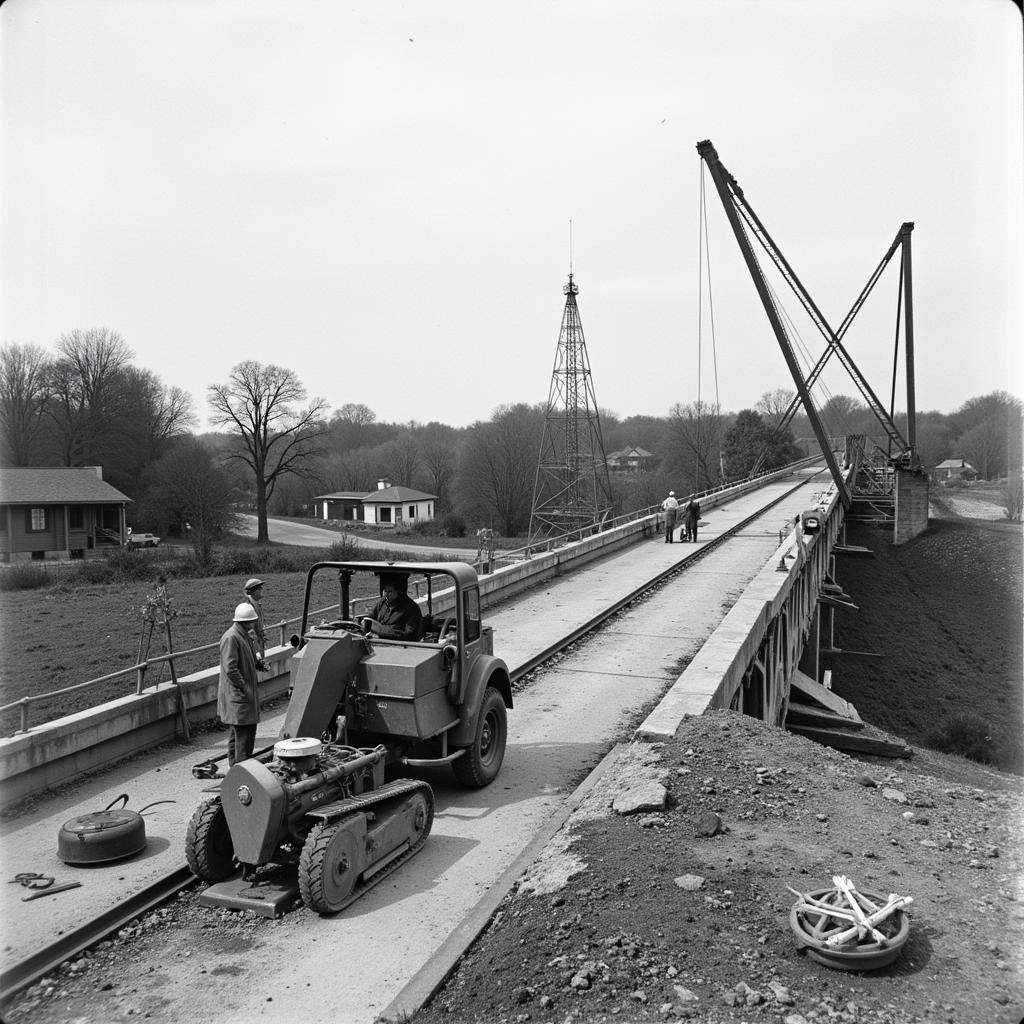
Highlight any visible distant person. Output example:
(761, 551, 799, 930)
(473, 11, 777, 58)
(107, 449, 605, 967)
(661, 490, 679, 543)
(243, 577, 267, 668)
(686, 500, 701, 543)
(361, 573, 423, 640)
(217, 603, 261, 766)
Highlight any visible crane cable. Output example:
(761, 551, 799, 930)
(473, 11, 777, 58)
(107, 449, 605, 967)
(697, 164, 723, 486)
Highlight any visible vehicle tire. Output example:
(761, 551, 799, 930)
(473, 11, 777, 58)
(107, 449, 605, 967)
(299, 818, 362, 914)
(185, 800, 237, 881)
(452, 686, 507, 788)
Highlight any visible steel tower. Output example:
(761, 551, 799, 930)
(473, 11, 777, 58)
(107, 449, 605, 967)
(529, 273, 614, 544)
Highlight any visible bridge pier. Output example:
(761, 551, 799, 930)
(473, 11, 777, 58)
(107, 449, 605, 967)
(894, 468, 929, 544)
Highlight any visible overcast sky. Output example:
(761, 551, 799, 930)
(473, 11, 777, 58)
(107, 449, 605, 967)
(3, 0, 1022, 433)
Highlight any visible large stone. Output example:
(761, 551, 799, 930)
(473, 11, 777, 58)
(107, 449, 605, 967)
(694, 810, 722, 837)
(612, 781, 668, 815)
(674, 874, 705, 891)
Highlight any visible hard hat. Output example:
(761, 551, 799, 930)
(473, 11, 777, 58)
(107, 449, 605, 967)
(244, 578, 265, 592)
(233, 602, 259, 622)
(669, 491, 675, 496)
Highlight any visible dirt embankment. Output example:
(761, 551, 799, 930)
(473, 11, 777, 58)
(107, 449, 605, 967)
(410, 712, 1023, 1024)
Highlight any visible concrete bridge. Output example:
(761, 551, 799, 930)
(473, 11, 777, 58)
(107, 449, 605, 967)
(0, 455, 926, 805)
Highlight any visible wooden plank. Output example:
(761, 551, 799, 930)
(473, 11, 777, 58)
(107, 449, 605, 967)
(832, 544, 875, 557)
(785, 700, 865, 731)
(790, 669, 862, 722)
(785, 723, 912, 758)
(820, 647, 883, 659)
(818, 593, 859, 611)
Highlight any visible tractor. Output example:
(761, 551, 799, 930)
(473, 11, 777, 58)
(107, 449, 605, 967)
(185, 561, 512, 914)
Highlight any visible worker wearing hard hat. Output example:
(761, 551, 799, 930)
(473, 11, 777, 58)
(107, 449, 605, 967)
(242, 577, 267, 667)
(661, 490, 680, 543)
(217, 602, 262, 766)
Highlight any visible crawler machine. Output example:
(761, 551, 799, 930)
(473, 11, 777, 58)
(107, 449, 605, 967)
(186, 561, 512, 914)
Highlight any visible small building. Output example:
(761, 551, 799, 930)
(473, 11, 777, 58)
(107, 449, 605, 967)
(933, 459, 978, 485)
(359, 481, 436, 527)
(606, 445, 653, 473)
(312, 479, 437, 527)
(0, 466, 130, 562)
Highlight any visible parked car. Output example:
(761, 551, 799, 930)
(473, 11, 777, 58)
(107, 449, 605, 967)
(126, 532, 160, 548)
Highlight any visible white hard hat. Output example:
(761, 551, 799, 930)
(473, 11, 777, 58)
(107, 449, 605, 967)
(669, 491, 675, 496)
(233, 602, 259, 622)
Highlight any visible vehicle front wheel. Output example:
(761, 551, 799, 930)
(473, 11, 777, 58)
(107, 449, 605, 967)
(185, 800, 237, 881)
(452, 686, 507, 788)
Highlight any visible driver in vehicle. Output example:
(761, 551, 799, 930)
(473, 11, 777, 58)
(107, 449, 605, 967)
(361, 573, 423, 640)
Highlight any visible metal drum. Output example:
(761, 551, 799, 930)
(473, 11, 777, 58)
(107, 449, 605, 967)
(57, 795, 173, 865)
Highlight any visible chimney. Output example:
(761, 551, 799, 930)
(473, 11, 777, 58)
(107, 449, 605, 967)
(377, 479, 391, 490)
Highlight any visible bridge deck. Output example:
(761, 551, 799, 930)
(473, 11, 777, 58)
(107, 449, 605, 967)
(0, 470, 828, 1016)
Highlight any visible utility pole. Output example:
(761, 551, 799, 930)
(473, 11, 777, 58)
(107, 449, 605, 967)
(529, 272, 614, 545)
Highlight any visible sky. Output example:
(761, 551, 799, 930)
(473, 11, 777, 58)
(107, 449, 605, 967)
(2, 0, 1022, 433)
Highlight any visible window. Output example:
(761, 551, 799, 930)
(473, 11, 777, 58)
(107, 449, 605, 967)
(379, 507, 392, 524)
(26, 508, 47, 533)
(428, 503, 432, 518)
(463, 590, 482, 642)
(408, 505, 416, 519)
(69, 506, 84, 530)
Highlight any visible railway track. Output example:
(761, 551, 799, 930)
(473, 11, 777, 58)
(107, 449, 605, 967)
(0, 470, 826, 1011)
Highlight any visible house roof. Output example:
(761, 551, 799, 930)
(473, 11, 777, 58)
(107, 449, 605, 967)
(0, 466, 131, 505)
(362, 486, 437, 504)
(313, 486, 439, 504)
(608, 446, 653, 459)
(935, 459, 974, 470)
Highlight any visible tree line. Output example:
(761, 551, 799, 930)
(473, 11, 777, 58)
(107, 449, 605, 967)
(3, 332, 1022, 557)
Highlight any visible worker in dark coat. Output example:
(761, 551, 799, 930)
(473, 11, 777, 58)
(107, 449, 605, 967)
(217, 602, 261, 766)
(362, 573, 423, 640)
(686, 500, 701, 543)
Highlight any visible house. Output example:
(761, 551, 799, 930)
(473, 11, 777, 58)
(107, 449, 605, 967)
(933, 459, 978, 485)
(312, 479, 437, 527)
(0, 466, 130, 562)
(606, 446, 653, 473)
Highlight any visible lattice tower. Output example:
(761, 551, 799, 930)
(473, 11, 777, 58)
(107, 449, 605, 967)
(529, 273, 614, 544)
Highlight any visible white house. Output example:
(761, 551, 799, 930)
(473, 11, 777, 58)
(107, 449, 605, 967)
(312, 480, 437, 526)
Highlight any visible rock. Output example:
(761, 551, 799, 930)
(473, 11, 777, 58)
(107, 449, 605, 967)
(768, 981, 795, 1005)
(570, 973, 590, 990)
(855, 774, 877, 788)
(984, 845, 1000, 858)
(613, 782, 668, 815)
(694, 811, 722, 837)
(784, 1015, 810, 1024)
(674, 874, 705, 891)
(674, 985, 699, 1003)
(539, 995, 554, 1009)
(882, 787, 907, 803)
(639, 814, 665, 828)
(515, 986, 533, 1004)
(630, 989, 648, 1003)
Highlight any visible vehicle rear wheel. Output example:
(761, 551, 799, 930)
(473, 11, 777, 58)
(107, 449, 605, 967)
(185, 800, 237, 881)
(452, 686, 507, 788)
(299, 818, 362, 914)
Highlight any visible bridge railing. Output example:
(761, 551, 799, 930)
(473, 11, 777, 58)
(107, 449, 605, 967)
(496, 454, 825, 569)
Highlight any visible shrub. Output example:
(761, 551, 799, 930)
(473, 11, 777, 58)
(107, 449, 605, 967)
(929, 713, 996, 764)
(439, 513, 466, 538)
(0, 563, 52, 591)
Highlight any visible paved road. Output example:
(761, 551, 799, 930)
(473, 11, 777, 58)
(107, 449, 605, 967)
(238, 515, 479, 559)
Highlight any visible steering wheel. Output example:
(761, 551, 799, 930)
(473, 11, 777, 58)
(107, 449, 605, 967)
(320, 620, 365, 633)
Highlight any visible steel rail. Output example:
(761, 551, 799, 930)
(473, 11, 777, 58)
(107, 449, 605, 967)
(510, 469, 827, 682)
(0, 866, 195, 1006)
(0, 468, 826, 1009)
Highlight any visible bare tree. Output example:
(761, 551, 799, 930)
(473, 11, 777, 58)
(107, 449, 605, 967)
(208, 361, 328, 543)
(457, 403, 544, 536)
(45, 328, 133, 467)
(663, 400, 724, 491)
(419, 422, 459, 512)
(381, 431, 421, 488)
(755, 388, 796, 427)
(0, 343, 52, 464)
